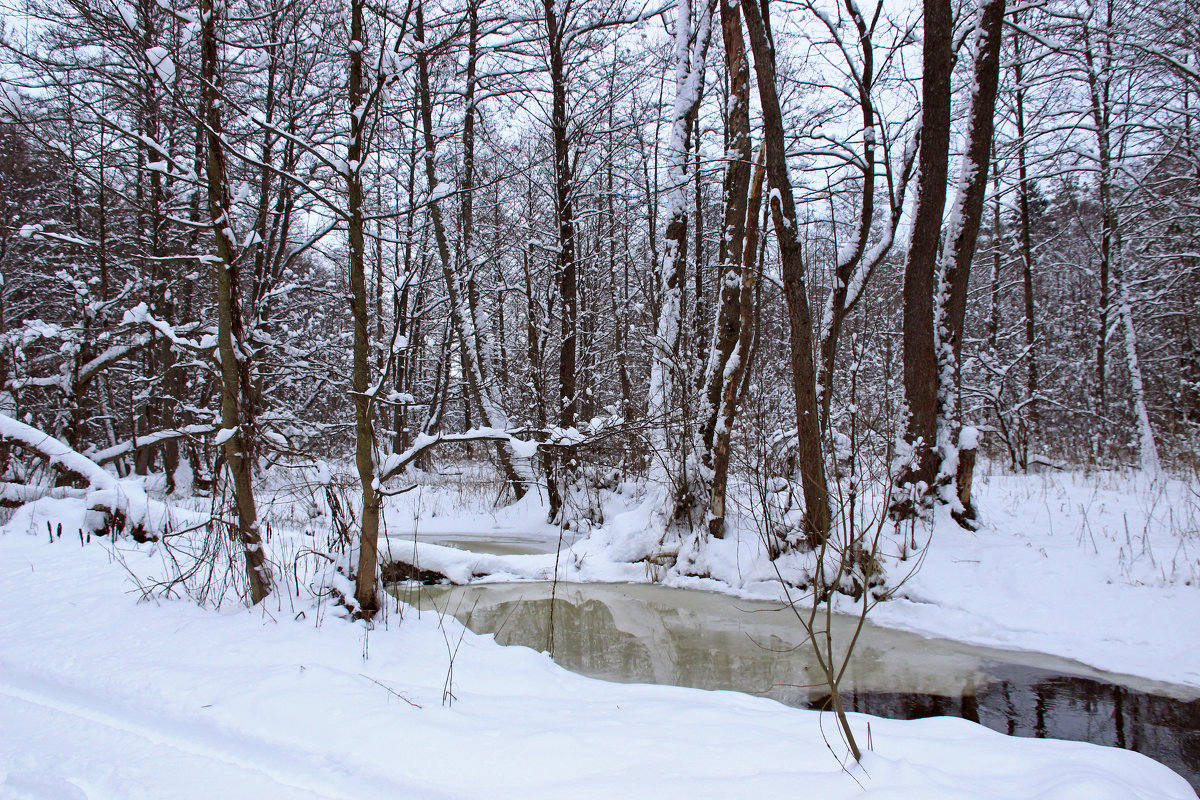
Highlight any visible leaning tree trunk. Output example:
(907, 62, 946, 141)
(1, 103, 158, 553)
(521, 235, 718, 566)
(740, 0, 830, 546)
(415, 5, 529, 502)
(814, 0, 883, 431)
(200, 0, 270, 604)
(705, 157, 764, 539)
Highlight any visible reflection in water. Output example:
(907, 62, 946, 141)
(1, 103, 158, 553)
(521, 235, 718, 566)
(405, 581, 1200, 791)
(824, 667, 1200, 792)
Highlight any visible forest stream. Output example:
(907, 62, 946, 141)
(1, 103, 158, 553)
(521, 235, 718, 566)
(388, 536, 1200, 790)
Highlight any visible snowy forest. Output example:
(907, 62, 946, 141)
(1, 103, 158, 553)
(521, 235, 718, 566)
(1, 0, 1199, 794)
(2, 0, 1197, 602)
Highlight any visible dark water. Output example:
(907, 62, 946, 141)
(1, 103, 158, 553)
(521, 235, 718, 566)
(406, 581, 1200, 792)
(812, 664, 1200, 792)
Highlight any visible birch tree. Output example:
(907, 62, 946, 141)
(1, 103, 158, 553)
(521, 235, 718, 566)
(646, 0, 717, 529)
(1079, 0, 1161, 475)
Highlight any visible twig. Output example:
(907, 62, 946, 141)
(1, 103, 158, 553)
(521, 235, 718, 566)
(359, 674, 422, 708)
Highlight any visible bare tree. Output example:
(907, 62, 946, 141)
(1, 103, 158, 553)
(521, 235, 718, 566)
(200, 0, 271, 603)
(646, 0, 717, 530)
(740, 0, 831, 545)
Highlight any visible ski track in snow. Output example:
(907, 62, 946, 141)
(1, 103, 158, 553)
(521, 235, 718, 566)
(0, 668, 450, 800)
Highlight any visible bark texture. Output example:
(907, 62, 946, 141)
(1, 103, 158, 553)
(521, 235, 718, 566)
(201, 0, 270, 604)
(741, 0, 830, 546)
(896, 0, 953, 509)
(936, 0, 1006, 518)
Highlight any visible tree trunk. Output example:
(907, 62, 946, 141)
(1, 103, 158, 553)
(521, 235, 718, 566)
(701, 0, 757, 539)
(986, 154, 1003, 352)
(1012, 13, 1039, 457)
(936, 0, 1006, 518)
(541, 0, 578, 520)
(200, 0, 270, 604)
(896, 0, 953, 511)
(1083, 8, 1161, 475)
(701, 0, 752, 459)
(815, 0, 882, 430)
(647, 0, 716, 525)
(346, 0, 383, 616)
(415, 5, 528, 501)
(707, 156, 764, 539)
(741, 0, 830, 546)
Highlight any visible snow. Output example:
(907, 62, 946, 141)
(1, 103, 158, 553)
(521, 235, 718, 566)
(115, 2, 137, 31)
(0, 413, 177, 544)
(506, 436, 540, 459)
(122, 302, 203, 350)
(0, 414, 116, 491)
(869, 471, 1199, 685)
(2, 491, 1194, 800)
(145, 46, 176, 84)
(0, 459, 1197, 798)
(958, 425, 980, 450)
(0, 82, 22, 117)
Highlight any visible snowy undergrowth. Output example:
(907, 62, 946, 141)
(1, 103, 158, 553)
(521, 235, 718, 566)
(1, 489, 1196, 799)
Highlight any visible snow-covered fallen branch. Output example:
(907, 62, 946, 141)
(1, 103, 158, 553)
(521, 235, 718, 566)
(0, 412, 167, 540)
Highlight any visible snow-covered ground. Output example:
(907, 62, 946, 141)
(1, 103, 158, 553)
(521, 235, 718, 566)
(1, 465, 1198, 798)
(873, 469, 1200, 687)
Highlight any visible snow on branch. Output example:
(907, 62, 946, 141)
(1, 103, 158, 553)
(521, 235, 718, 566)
(0, 413, 118, 489)
(0, 481, 86, 507)
(77, 338, 153, 386)
(122, 303, 206, 352)
(374, 416, 628, 488)
(89, 424, 217, 465)
(376, 427, 528, 485)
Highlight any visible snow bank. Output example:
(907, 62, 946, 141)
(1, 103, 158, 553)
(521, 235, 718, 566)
(1, 504, 1195, 799)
